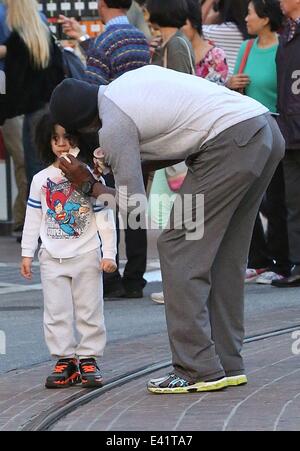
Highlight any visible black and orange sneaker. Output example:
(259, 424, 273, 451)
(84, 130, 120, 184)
(45, 358, 81, 389)
(79, 358, 103, 388)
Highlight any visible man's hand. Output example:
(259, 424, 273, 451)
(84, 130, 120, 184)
(100, 259, 117, 273)
(59, 154, 92, 186)
(21, 257, 33, 280)
(59, 155, 116, 198)
(58, 15, 85, 40)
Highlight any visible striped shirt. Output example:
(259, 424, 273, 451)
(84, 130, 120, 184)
(82, 16, 150, 86)
(203, 22, 245, 76)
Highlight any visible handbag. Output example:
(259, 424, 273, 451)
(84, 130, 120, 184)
(52, 34, 86, 80)
(165, 161, 187, 192)
(62, 48, 86, 80)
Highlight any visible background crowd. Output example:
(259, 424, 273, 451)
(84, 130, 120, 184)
(1, 0, 300, 300)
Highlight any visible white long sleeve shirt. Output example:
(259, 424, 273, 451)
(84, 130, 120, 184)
(21, 165, 116, 260)
(97, 65, 268, 209)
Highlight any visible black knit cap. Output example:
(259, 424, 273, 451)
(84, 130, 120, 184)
(49, 79, 99, 132)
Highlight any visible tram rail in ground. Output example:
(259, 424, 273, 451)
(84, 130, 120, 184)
(22, 324, 300, 431)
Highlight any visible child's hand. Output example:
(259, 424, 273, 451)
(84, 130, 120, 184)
(100, 259, 117, 273)
(21, 257, 33, 280)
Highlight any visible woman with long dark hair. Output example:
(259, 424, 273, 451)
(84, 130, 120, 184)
(202, 0, 249, 74)
(182, 0, 228, 84)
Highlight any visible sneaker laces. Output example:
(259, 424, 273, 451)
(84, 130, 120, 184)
(53, 359, 76, 374)
(164, 373, 189, 388)
(80, 360, 98, 373)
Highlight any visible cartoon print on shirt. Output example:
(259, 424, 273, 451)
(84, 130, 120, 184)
(45, 178, 90, 239)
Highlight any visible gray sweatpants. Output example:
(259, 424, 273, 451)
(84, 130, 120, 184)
(158, 114, 285, 383)
(39, 248, 106, 359)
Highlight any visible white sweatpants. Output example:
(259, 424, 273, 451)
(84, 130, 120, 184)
(39, 248, 106, 359)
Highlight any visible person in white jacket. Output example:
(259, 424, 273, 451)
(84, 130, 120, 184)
(20, 112, 117, 389)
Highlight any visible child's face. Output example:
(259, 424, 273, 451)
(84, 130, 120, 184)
(51, 125, 75, 159)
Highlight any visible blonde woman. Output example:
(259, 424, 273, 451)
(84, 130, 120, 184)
(1, 0, 64, 185)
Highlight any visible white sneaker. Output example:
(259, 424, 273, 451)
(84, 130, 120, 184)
(151, 291, 165, 304)
(245, 268, 268, 283)
(256, 271, 284, 285)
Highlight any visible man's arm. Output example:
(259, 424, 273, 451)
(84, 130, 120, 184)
(58, 156, 115, 198)
(99, 99, 146, 213)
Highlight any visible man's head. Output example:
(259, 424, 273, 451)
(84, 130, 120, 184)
(98, 0, 133, 22)
(49, 79, 100, 134)
(280, 0, 300, 19)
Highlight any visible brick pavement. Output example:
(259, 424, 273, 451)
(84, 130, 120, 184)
(0, 333, 170, 431)
(52, 335, 300, 432)
(1, 235, 300, 431)
(1, 306, 300, 431)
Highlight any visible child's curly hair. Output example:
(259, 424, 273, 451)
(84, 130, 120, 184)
(35, 111, 79, 166)
(35, 111, 97, 166)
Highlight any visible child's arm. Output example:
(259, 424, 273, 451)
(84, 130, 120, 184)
(21, 257, 33, 280)
(20, 177, 43, 279)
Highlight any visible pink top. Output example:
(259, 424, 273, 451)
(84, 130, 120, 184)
(196, 45, 228, 85)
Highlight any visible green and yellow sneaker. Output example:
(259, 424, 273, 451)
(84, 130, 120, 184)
(147, 373, 228, 394)
(226, 375, 248, 387)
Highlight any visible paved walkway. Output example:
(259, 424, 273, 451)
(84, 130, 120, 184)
(1, 236, 300, 431)
(53, 335, 300, 432)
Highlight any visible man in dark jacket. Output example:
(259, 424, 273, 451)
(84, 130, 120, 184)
(273, 0, 300, 287)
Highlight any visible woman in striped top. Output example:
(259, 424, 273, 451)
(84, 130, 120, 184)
(202, 0, 249, 75)
(182, 0, 228, 85)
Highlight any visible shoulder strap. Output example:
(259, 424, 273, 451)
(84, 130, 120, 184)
(177, 36, 196, 75)
(238, 39, 255, 74)
(163, 35, 195, 75)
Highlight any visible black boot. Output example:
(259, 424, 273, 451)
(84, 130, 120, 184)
(272, 265, 300, 288)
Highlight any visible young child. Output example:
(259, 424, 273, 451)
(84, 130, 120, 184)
(21, 112, 117, 389)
